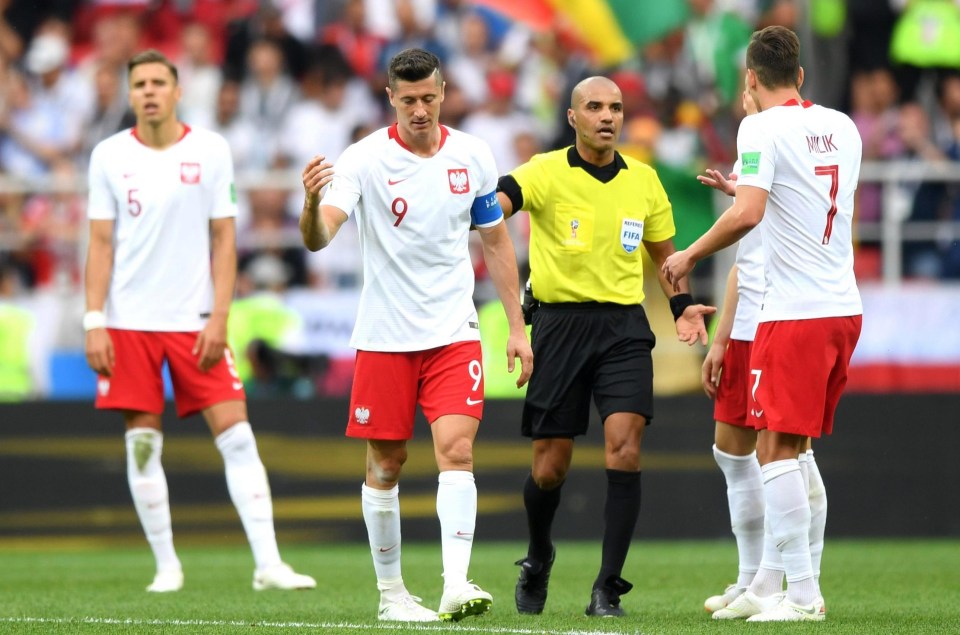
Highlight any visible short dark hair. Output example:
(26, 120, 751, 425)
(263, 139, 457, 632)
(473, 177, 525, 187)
(387, 48, 442, 87)
(128, 49, 179, 83)
(746, 26, 800, 90)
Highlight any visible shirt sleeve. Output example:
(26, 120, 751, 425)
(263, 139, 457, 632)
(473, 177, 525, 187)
(640, 170, 676, 242)
(210, 135, 239, 219)
(470, 139, 504, 228)
(508, 154, 547, 214)
(321, 142, 364, 217)
(736, 115, 776, 192)
(86, 143, 117, 220)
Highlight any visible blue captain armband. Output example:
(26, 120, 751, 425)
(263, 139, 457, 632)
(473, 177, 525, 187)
(471, 191, 503, 227)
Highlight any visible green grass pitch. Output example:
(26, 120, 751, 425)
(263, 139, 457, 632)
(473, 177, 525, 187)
(1, 540, 957, 634)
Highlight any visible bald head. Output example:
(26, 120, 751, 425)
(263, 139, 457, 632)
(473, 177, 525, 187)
(571, 76, 622, 108)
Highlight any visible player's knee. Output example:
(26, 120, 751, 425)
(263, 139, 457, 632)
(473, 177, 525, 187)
(532, 464, 567, 490)
(605, 443, 640, 471)
(438, 436, 474, 469)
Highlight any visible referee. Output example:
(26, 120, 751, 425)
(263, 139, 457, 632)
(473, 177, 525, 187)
(496, 76, 715, 617)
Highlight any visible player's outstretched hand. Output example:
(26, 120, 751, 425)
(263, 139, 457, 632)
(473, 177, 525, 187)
(85, 328, 115, 377)
(302, 155, 334, 197)
(701, 339, 725, 399)
(677, 304, 716, 346)
(662, 249, 696, 291)
(697, 168, 738, 197)
(194, 315, 227, 371)
(507, 331, 534, 388)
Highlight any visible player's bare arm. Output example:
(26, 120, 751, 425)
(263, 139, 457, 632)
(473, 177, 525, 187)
(84, 219, 116, 376)
(644, 238, 716, 346)
(299, 155, 342, 251)
(476, 221, 534, 388)
(194, 217, 235, 371)
(702, 265, 739, 399)
(661, 186, 767, 290)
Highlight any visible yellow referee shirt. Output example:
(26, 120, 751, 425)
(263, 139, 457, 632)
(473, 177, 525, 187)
(510, 147, 676, 305)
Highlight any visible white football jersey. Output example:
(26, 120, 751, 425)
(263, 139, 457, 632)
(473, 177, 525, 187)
(87, 126, 238, 331)
(322, 124, 503, 351)
(736, 100, 863, 322)
(731, 226, 764, 341)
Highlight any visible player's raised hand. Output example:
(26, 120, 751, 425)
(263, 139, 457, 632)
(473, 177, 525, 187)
(701, 340, 726, 399)
(507, 331, 534, 388)
(194, 314, 227, 371)
(697, 168, 738, 197)
(676, 303, 716, 346)
(85, 328, 115, 377)
(302, 155, 334, 198)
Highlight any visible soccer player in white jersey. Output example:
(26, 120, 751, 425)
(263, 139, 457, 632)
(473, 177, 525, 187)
(84, 50, 321, 594)
(299, 48, 533, 623)
(662, 26, 863, 621)
(697, 162, 769, 615)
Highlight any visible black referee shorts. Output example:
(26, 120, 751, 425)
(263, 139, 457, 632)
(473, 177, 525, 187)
(521, 302, 656, 439)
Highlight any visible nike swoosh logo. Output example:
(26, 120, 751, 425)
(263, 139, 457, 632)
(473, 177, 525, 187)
(455, 531, 473, 537)
(378, 544, 397, 553)
(387, 178, 407, 185)
(751, 409, 764, 417)
(123, 173, 135, 179)
(232, 382, 244, 391)
(466, 398, 483, 406)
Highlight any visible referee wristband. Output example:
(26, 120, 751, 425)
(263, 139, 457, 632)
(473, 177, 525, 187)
(82, 310, 107, 331)
(669, 293, 694, 321)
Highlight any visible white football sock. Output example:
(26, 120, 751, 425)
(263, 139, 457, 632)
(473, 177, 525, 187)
(436, 470, 476, 590)
(362, 483, 406, 600)
(125, 428, 180, 573)
(748, 515, 785, 597)
(762, 459, 818, 605)
(713, 445, 765, 589)
(806, 449, 827, 582)
(215, 422, 281, 571)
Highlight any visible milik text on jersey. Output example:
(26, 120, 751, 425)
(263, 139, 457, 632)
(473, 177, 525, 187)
(806, 134, 838, 154)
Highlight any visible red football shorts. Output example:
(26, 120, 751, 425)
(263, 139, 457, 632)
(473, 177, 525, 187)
(346, 340, 484, 440)
(713, 338, 753, 428)
(747, 316, 862, 438)
(95, 329, 246, 418)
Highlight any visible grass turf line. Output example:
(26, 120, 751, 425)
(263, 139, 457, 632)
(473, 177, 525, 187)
(0, 540, 957, 634)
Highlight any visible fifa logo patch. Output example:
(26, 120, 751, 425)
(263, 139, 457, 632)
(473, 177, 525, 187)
(354, 406, 371, 425)
(180, 162, 201, 184)
(620, 219, 644, 253)
(98, 378, 110, 396)
(570, 219, 579, 239)
(448, 168, 470, 194)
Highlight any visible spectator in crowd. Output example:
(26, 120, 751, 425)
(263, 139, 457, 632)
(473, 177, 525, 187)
(321, 0, 385, 84)
(0, 258, 39, 400)
(175, 21, 222, 126)
(238, 186, 308, 289)
(79, 63, 136, 169)
(224, 3, 307, 81)
(25, 26, 95, 161)
(0, 69, 71, 179)
(461, 70, 536, 174)
(277, 48, 378, 172)
(238, 38, 299, 139)
(193, 79, 268, 173)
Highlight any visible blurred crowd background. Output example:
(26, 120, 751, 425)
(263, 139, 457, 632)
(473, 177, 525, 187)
(2, 0, 960, 401)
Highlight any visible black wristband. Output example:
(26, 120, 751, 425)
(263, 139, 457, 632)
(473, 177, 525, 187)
(669, 293, 694, 321)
